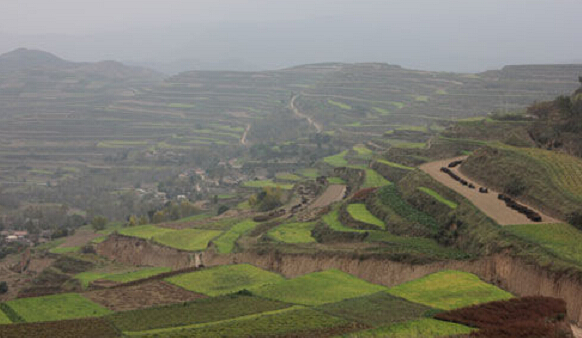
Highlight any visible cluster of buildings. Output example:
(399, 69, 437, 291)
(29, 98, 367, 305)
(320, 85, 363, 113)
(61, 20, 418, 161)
(0, 230, 52, 246)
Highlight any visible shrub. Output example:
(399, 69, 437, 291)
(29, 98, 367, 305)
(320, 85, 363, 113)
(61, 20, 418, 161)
(504, 176, 526, 196)
(0, 281, 8, 294)
(91, 216, 107, 231)
(568, 211, 582, 230)
(217, 205, 230, 216)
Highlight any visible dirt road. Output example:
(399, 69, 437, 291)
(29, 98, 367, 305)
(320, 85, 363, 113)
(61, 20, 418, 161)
(420, 157, 560, 225)
(240, 124, 250, 145)
(310, 185, 346, 209)
(290, 95, 323, 133)
(572, 325, 582, 338)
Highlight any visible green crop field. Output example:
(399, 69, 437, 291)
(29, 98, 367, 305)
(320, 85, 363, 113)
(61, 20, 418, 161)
(267, 222, 316, 243)
(324, 209, 361, 232)
(168, 103, 195, 108)
(108, 294, 290, 332)
(317, 292, 430, 327)
(154, 229, 222, 251)
(377, 185, 439, 233)
(118, 225, 173, 239)
(388, 270, 513, 310)
(328, 99, 352, 110)
(354, 146, 374, 159)
(362, 169, 391, 188)
(377, 159, 414, 170)
(299, 168, 319, 178)
(214, 220, 258, 253)
(119, 225, 221, 251)
(0, 309, 11, 324)
(347, 204, 385, 229)
(393, 142, 426, 149)
(324, 150, 349, 167)
(275, 173, 302, 181)
(75, 267, 171, 288)
(3, 293, 112, 323)
(252, 269, 387, 306)
(348, 318, 475, 337)
(242, 180, 294, 190)
(165, 264, 284, 296)
(129, 307, 349, 338)
(505, 223, 582, 267)
(418, 187, 458, 209)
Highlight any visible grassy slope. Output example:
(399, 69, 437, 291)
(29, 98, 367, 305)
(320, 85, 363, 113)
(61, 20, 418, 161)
(0, 309, 11, 324)
(165, 264, 284, 296)
(505, 223, 582, 268)
(118, 225, 221, 251)
(462, 145, 582, 217)
(3, 293, 112, 322)
(252, 270, 387, 306)
(387, 270, 512, 310)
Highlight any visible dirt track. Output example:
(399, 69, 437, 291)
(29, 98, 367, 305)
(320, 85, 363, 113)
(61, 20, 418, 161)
(290, 95, 323, 133)
(59, 230, 101, 248)
(310, 185, 346, 209)
(573, 325, 582, 338)
(420, 157, 560, 226)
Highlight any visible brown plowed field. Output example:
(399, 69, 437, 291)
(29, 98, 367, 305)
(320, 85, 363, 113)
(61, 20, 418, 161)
(310, 185, 346, 209)
(84, 280, 206, 311)
(420, 157, 560, 225)
(58, 230, 101, 247)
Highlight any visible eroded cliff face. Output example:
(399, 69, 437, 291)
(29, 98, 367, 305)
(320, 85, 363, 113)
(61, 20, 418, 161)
(98, 235, 582, 326)
(96, 235, 201, 269)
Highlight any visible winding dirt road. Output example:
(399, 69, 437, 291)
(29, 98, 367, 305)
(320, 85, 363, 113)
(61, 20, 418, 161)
(240, 124, 251, 145)
(290, 95, 323, 133)
(420, 157, 560, 225)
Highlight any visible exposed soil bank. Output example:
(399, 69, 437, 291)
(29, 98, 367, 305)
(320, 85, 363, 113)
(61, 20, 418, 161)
(98, 235, 582, 326)
(96, 235, 202, 269)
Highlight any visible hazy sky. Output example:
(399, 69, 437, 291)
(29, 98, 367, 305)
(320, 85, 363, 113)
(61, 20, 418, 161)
(1, 0, 581, 73)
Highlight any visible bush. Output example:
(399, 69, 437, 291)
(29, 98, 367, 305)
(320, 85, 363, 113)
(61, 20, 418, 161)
(91, 216, 107, 231)
(217, 205, 230, 216)
(568, 211, 582, 230)
(0, 281, 8, 294)
(504, 176, 526, 196)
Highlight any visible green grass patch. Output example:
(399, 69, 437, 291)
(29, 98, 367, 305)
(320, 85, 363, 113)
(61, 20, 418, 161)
(75, 267, 171, 289)
(236, 200, 251, 210)
(267, 222, 316, 243)
(324, 150, 349, 167)
(362, 169, 391, 188)
(377, 159, 414, 170)
(119, 225, 221, 251)
(387, 270, 513, 310)
(393, 142, 426, 149)
(3, 293, 112, 323)
(328, 177, 346, 184)
(214, 220, 258, 254)
(328, 99, 352, 110)
(414, 95, 429, 102)
(373, 107, 390, 115)
(347, 204, 385, 229)
(275, 173, 302, 181)
(299, 168, 319, 178)
(242, 180, 294, 190)
(390, 101, 405, 109)
(49, 246, 80, 254)
(108, 294, 291, 333)
(154, 229, 222, 251)
(354, 146, 374, 159)
(169, 103, 195, 108)
(377, 185, 439, 233)
(505, 223, 582, 267)
(348, 318, 475, 337)
(165, 264, 284, 296)
(418, 187, 458, 209)
(0, 308, 11, 324)
(317, 292, 430, 327)
(252, 269, 387, 306)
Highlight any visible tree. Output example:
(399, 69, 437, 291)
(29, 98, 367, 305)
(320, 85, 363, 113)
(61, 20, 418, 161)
(217, 205, 230, 216)
(127, 215, 137, 227)
(139, 215, 149, 225)
(91, 216, 107, 231)
(568, 211, 582, 230)
(0, 281, 7, 294)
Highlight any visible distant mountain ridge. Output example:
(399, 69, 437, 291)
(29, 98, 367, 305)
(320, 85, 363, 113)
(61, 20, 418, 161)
(0, 48, 161, 81)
